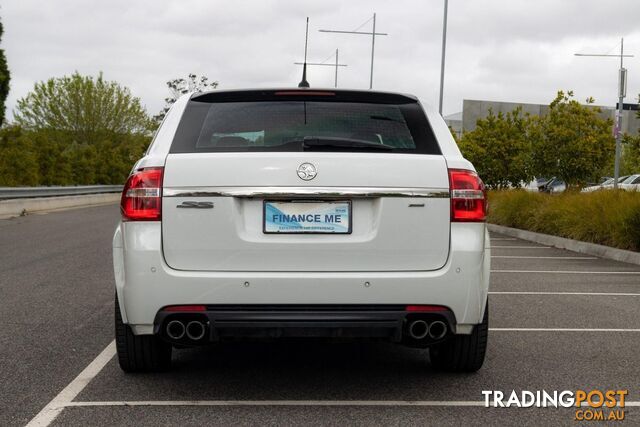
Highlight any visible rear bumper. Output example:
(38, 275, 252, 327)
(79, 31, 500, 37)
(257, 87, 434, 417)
(113, 222, 490, 336)
(153, 305, 457, 345)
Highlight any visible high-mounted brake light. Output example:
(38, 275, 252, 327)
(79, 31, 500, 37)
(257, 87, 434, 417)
(120, 167, 163, 221)
(448, 169, 487, 222)
(274, 91, 335, 96)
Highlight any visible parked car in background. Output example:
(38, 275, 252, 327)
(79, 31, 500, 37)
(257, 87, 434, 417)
(619, 174, 640, 191)
(581, 175, 633, 192)
(523, 178, 548, 192)
(582, 176, 617, 192)
(538, 177, 566, 193)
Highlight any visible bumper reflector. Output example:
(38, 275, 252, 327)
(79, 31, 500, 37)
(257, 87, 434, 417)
(164, 305, 207, 312)
(405, 305, 449, 312)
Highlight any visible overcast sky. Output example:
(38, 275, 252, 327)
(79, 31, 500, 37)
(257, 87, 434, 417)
(2, 0, 640, 120)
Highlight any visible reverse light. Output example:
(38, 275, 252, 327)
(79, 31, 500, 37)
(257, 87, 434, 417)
(448, 169, 487, 222)
(120, 167, 163, 221)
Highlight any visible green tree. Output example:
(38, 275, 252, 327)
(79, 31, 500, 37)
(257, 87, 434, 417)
(8, 73, 152, 185)
(622, 133, 640, 174)
(530, 91, 614, 188)
(29, 130, 73, 185)
(0, 126, 39, 186)
(93, 134, 150, 184)
(458, 107, 533, 189)
(154, 74, 218, 123)
(67, 142, 98, 184)
(0, 17, 11, 126)
(14, 72, 152, 143)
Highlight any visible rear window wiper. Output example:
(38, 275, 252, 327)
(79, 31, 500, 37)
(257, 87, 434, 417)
(370, 115, 405, 124)
(287, 136, 394, 151)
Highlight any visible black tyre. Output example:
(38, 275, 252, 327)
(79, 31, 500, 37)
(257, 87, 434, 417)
(429, 301, 488, 372)
(115, 294, 172, 372)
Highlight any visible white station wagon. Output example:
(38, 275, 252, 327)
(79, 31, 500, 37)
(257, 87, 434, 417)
(113, 89, 490, 372)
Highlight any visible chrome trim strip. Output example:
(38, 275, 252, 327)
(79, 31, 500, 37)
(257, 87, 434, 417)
(163, 186, 450, 199)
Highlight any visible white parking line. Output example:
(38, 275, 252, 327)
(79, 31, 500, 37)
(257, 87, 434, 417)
(63, 400, 487, 407)
(492, 256, 598, 259)
(25, 333, 640, 426)
(57, 399, 640, 408)
(26, 341, 116, 427)
(490, 291, 640, 296)
(490, 328, 640, 332)
(490, 238, 518, 241)
(491, 246, 551, 249)
(491, 270, 640, 274)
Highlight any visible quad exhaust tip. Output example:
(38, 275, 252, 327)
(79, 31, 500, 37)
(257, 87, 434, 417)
(407, 319, 448, 340)
(428, 320, 447, 340)
(408, 320, 430, 340)
(166, 320, 186, 340)
(186, 321, 206, 341)
(166, 320, 207, 341)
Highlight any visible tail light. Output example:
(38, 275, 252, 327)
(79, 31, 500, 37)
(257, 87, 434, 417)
(448, 169, 486, 222)
(120, 167, 163, 221)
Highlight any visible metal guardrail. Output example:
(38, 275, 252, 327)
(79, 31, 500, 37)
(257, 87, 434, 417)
(0, 185, 123, 201)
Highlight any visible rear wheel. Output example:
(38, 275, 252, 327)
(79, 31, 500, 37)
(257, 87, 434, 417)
(429, 302, 488, 372)
(115, 294, 172, 372)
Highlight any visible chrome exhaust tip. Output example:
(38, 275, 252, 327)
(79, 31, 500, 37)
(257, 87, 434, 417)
(186, 321, 206, 341)
(408, 320, 430, 340)
(166, 320, 186, 340)
(428, 320, 447, 340)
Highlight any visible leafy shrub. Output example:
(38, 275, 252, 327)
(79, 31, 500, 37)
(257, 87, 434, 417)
(0, 125, 149, 186)
(488, 190, 640, 251)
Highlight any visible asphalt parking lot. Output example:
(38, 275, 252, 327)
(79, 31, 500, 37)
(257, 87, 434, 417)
(1, 204, 638, 426)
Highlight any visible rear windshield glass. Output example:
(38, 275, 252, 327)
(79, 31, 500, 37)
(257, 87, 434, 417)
(170, 99, 441, 154)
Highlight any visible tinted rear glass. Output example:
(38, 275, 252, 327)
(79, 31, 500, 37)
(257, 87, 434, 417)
(170, 96, 441, 155)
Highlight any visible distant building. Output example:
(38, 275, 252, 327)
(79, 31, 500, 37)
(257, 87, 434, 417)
(444, 99, 640, 136)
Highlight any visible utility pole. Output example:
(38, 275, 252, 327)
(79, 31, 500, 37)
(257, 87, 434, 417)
(319, 14, 388, 89)
(575, 38, 634, 189)
(438, 0, 449, 115)
(294, 49, 348, 88)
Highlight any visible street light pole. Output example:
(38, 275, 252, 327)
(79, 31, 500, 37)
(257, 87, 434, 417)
(438, 0, 449, 115)
(575, 38, 634, 189)
(615, 39, 626, 189)
(319, 14, 388, 89)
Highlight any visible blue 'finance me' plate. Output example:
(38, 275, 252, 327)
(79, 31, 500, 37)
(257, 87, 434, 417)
(263, 201, 352, 234)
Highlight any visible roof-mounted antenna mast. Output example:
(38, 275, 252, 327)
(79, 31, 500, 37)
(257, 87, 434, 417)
(298, 17, 310, 88)
(294, 49, 348, 88)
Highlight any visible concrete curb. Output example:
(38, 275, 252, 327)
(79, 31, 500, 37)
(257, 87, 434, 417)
(488, 223, 640, 266)
(0, 193, 120, 219)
